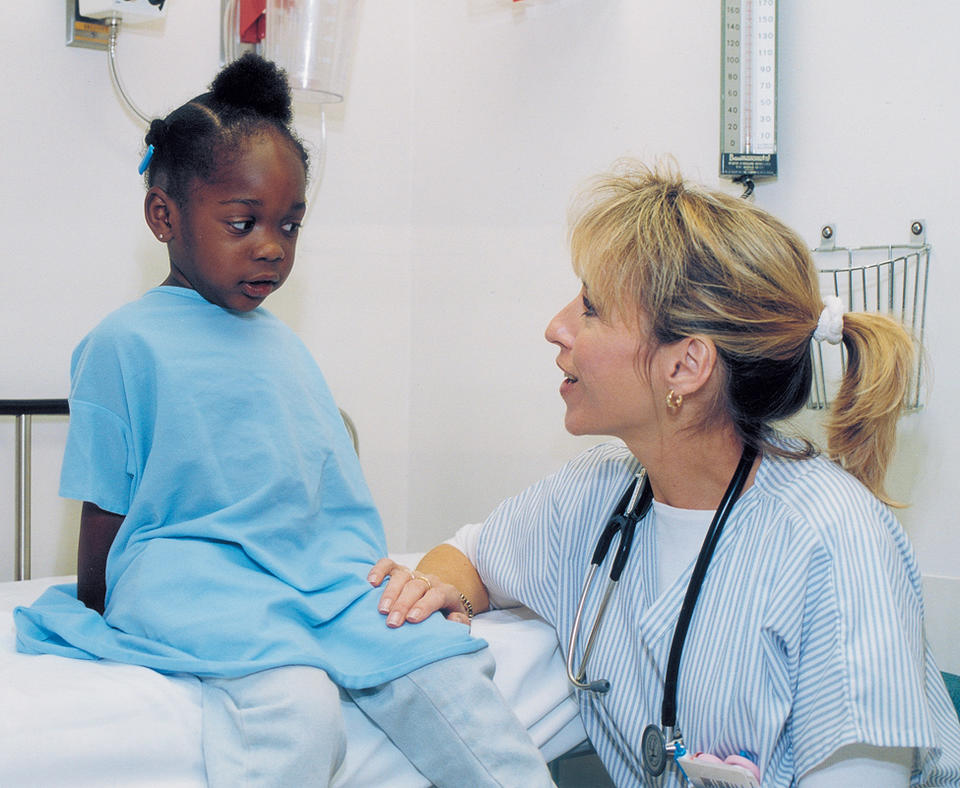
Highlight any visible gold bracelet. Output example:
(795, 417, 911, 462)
(457, 591, 475, 620)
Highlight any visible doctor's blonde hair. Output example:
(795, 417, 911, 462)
(568, 160, 915, 505)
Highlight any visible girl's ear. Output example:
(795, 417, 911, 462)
(663, 335, 719, 397)
(144, 187, 179, 243)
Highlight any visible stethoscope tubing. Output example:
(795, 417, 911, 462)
(566, 562, 612, 693)
(565, 469, 650, 693)
(659, 445, 757, 728)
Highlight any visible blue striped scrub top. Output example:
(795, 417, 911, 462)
(472, 441, 960, 787)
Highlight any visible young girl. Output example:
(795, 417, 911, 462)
(15, 54, 552, 788)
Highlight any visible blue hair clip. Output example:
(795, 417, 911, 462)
(138, 144, 155, 175)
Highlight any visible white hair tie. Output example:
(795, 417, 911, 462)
(813, 295, 845, 344)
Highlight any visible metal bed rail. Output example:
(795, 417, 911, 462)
(0, 399, 69, 581)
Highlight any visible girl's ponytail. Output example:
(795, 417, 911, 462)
(209, 53, 293, 124)
(143, 118, 168, 151)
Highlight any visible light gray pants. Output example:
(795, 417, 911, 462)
(201, 648, 554, 787)
(202, 665, 346, 787)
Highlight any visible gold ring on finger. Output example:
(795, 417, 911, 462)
(412, 573, 432, 591)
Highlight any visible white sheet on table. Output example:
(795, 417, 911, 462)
(1, 577, 586, 787)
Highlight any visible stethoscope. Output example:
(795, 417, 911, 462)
(565, 445, 758, 778)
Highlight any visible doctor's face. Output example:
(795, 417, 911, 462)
(545, 286, 659, 444)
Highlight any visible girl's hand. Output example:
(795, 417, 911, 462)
(368, 557, 472, 627)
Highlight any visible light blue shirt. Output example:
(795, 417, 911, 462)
(15, 287, 482, 687)
(472, 441, 960, 787)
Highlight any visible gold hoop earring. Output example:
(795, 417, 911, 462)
(666, 390, 683, 410)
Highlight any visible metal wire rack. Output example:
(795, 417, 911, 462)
(807, 220, 930, 412)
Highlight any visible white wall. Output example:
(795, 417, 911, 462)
(1, 1, 957, 581)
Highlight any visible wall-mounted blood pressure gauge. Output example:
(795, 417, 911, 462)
(720, 0, 777, 180)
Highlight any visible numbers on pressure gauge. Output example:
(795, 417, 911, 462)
(720, 0, 778, 179)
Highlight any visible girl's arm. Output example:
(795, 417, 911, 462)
(77, 502, 124, 614)
(368, 544, 490, 627)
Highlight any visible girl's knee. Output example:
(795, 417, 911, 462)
(256, 667, 347, 778)
(272, 666, 344, 730)
(203, 667, 346, 786)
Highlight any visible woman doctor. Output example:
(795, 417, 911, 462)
(369, 162, 960, 787)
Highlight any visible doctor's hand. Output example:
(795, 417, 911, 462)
(368, 558, 472, 628)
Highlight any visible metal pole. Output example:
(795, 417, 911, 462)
(1, 400, 67, 581)
(14, 414, 31, 581)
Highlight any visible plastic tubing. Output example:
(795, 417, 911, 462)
(222, 0, 239, 65)
(302, 103, 327, 222)
(107, 15, 151, 124)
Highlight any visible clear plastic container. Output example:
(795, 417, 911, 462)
(263, 0, 362, 103)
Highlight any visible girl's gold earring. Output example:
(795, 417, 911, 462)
(666, 390, 683, 410)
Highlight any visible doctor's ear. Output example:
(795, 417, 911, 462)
(663, 335, 719, 397)
(144, 187, 179, 243)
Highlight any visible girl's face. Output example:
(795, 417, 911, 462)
(545, 286, 664, 446)
(165, 131, 307, 312)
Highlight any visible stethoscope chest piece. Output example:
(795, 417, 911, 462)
(641, 724, 669, 776)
